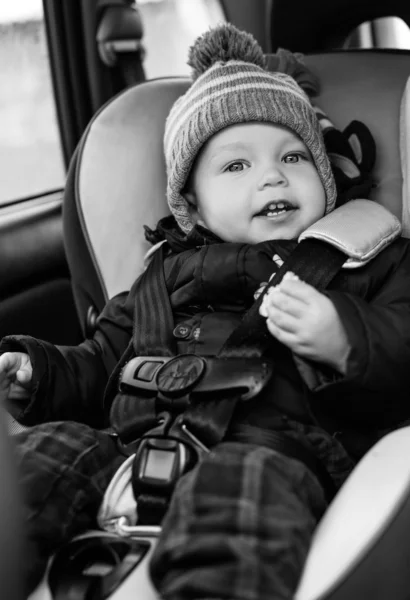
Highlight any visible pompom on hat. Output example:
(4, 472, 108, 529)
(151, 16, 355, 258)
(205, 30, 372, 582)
(164, 24, 337, 234)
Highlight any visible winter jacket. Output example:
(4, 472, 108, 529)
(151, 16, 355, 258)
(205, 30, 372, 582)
(3, 220, 410, 460)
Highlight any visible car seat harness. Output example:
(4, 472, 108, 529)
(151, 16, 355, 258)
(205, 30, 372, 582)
(108, 200, 401, 526)
(110, 238, 348, 524)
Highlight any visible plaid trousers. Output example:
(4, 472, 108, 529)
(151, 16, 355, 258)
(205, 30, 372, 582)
(14, 421, 126, 595)
(14, 418, 354, 599)
(150, 419, 355, 600)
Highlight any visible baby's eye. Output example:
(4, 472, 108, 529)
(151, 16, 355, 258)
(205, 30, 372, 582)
(225, 161, 247, 172)
(283, 152, 307, 164)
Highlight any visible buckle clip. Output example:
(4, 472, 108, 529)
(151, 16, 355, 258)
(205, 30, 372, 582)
(119, 355, 273, 402)
(120, 357, 171, 394)
(119, 355, 206, 397)
(131, 412, 207, 499)
(132, 436, 188, 497)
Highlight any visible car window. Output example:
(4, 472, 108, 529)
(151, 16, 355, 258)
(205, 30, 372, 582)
(138, 0, 225, 78)
(0, 1, 65, 206)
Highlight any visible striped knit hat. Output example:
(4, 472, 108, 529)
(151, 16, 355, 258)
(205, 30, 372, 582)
(164, 24, 336, 234)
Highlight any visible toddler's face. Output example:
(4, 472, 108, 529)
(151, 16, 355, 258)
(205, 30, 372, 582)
(184, 122, 326, 244)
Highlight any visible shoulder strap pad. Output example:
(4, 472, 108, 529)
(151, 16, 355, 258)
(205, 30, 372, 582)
(298, 199, 401, 268)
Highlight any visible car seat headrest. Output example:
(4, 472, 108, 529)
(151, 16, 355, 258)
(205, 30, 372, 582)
(303, 53, 408, 224)
(75, 51, 410, 301)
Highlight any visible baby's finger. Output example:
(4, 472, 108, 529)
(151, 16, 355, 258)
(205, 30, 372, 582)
(265, 305, 299, 333)
(16, 370, 31, 386)
(265, 316, 299, 345)
(278, 274, 320, 303)
(264, 286, 306, 318)
(9, 382, 31, 400)
(0, 353, 18, 376)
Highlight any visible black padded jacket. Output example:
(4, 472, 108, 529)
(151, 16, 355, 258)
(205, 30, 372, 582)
(3, 228, 410, 459)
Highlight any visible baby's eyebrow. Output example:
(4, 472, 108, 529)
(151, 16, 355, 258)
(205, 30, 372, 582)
(207, 143, 249, 166)
(280, 135, 307, 149)
(213, 142, 249, 153)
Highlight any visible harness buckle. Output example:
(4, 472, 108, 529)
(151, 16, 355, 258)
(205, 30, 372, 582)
(131, 412, 208, 500)
(119, 356, 172, 394)
(119, 354, 273, 402)
(132, 436, 188, 497)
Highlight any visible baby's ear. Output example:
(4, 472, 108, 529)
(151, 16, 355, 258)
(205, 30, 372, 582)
(182, 188, 196, 206)
(182, 189, 201, 222)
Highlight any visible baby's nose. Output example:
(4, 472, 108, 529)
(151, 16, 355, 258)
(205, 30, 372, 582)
(258, 165, 287, 189)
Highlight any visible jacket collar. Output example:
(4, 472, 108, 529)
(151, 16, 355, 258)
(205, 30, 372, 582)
(144, 215, 223, 253)
(144, 215, 299, 259)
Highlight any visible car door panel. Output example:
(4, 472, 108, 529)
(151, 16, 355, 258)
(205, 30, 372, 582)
(0, 193, 82, 345)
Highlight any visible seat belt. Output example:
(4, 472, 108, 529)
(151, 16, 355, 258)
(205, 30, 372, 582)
(97, 0, 146, 89)
(110, 238, 347, 523)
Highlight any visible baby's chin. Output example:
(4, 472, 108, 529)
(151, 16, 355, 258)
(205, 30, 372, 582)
(210, 221, 308, 244)
(246, 224, 304, 244)
(251, 210, 325, 243)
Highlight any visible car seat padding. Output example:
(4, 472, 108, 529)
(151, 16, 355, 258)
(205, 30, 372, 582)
(77, 78, 187, 301)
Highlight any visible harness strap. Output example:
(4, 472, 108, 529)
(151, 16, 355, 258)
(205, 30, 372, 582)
(111, 395, 157, 444)
(133, 243, 175, 356)
(219, 238, 347, 357)
(178, 238, 347, 473)
(111, 238, 348, 523)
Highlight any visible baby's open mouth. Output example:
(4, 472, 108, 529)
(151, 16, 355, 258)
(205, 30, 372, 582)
(256, 200, 296, 217)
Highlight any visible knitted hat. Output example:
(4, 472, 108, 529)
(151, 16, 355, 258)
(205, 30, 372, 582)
(164, 24, 337, 234)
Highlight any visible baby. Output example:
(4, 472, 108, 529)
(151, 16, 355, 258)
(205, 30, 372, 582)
(1, 23, 409, 600)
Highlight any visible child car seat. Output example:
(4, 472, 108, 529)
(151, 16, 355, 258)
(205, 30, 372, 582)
(63, 52, 410, 336)
(30, 51, 410, 600)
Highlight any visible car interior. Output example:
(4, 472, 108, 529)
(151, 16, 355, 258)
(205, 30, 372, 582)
(3, 0, 410, 599)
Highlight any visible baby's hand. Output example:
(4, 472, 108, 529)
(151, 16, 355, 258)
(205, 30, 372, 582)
(0, 352, 33, 403)
(260, 272, 351, 374)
